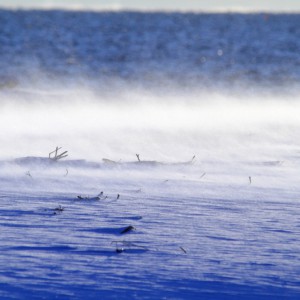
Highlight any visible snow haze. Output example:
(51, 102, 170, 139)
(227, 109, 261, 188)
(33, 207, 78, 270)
(1, 85, 300, 163)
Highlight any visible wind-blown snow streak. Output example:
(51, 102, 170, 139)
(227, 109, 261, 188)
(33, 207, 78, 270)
(1, 87, 300, 163)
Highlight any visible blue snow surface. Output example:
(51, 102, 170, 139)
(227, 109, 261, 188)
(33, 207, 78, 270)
(0, 9, 300, 299)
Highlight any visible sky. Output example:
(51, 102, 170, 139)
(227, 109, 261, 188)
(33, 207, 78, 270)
(0, 0, 300, 12)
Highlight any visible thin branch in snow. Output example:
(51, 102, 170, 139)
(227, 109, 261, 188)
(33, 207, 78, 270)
(116, 248, 125, 253)
(26, 171, 32, 178)
(49, 146, 62, 158)
(53, 205, 65, 214)
(120, 225, 136, 234)
(49, 146, 68, 161)
(179, 246, 187, 254)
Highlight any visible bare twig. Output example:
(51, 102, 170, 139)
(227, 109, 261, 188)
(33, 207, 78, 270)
(102, 158, 117, 164)
(120, 225, 136, 234)
(56, 151, 68, 160)
(49, 147, 62, 158)
(180, 246, 187, 254)
(26, 171, 32, 178)
(54, 205, 64, 212)
(49, 147, 68, 161)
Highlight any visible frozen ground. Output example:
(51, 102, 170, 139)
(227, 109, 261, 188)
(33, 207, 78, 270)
(0, 152, 300, 299)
